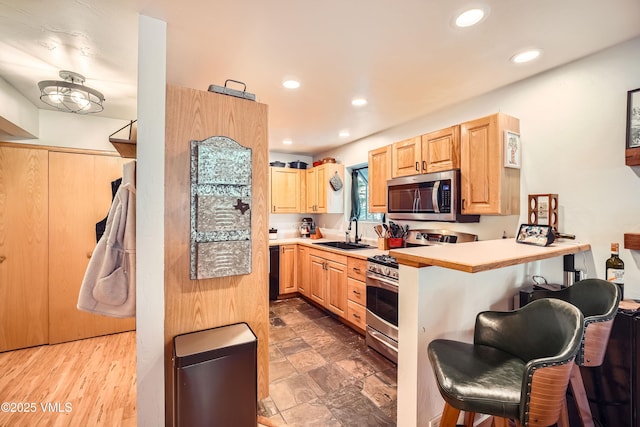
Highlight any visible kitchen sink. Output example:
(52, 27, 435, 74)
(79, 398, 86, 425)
(314, 241, 373, 250)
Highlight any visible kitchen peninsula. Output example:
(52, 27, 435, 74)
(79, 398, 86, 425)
(390, 238, 592, 427)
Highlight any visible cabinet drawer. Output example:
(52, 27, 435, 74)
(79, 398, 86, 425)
(347, 277, 366, 305)
(347, 257, 367, 281)
(347, 300, 366, 330)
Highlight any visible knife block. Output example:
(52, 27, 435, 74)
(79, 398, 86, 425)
(377, 238, 389, 250)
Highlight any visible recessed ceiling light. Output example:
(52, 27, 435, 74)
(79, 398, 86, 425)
(282, 138, 293, 145)
(455, 8, 485, 27)
(351, 98, 367, 107)
(339, 130, 350, 138)
(282, 79, 300, 89)
(511, 49, 542, 64)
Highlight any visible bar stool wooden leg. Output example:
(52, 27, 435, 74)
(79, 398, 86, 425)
(557, 398, 570, 427)
(441, 403, 461, 427)
(464, 411, 476, 427)
(569, 364, 595, 427)
(491, 417, 510, 427)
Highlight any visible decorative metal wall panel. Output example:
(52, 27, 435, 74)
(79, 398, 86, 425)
(190, 136, 252, 279)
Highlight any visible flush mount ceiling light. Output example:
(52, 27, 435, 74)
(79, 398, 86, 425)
(511, 49, 542, 64)
(38, 70, 104, 114)
(455, 8, 486, 27)
(282, 79, 300, 89)
(282, 138, 293, 145)
(339, 130, 350, 138)
(351, 98, 367, 107)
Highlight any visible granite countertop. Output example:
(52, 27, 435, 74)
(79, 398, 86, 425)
(389, 238, 591, 273)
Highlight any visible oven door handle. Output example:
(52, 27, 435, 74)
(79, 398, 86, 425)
(368, 328, 398, 351)
(366, 274, 398, 292)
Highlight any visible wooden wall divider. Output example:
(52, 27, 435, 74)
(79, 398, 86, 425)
(163, 84, 269, 425)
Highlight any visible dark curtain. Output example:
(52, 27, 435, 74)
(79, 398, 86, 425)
(350, 169, 361, 220)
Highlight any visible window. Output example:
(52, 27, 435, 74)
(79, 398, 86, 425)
(350, 166, 384, 222)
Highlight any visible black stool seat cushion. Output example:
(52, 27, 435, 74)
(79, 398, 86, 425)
(428, 339, 523, 419)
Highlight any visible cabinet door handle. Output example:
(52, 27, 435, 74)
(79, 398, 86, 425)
(353, 267, 361, 273)
(353, 313, 361, 319)
(0, 255, 5, 263)
(87, 251, 93, 259)
(352, 290, 361, 295)
(415, 161, 419, 172)
(422, 160, 426, 172)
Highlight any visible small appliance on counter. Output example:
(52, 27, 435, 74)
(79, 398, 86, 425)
(269, 228, 278, 240)
(299, 218, 314, 238)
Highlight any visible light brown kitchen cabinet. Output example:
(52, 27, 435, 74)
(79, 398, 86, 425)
(270, 167, 302, 213)
(0, 146, 49, 352)
(305, 163, 344, 213)
(279, 244, 297, 294)
(296, 244, 309, 296)
(421, 125, 460, 173)
(308, 251, 327, 305)
(460, 113, 520, 215)
(48, 151, 135, 344)
(326, 259, 347, 317)
(368, 145, 391, 213)
(391, 136, 422, 178)
(391, 127, 460, 178)
(346, 257, 367, 331)
(308, 248, 347, 318)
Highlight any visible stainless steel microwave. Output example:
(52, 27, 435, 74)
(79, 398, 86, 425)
(386, 169, 479, 222)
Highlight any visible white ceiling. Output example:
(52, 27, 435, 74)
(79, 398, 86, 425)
(1, 0, 639, 155)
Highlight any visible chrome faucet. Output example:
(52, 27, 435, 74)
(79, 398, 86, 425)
(348, 216, 360, 244)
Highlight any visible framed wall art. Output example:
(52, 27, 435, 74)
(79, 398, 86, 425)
(627, 88, 640, 149)
(504, 130, 521, 169)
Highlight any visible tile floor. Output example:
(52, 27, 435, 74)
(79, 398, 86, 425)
(259, 297, 397, 426)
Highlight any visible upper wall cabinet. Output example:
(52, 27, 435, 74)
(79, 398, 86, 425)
(421, 126, 460, 173)
(368, 145, 391, 213)
(306, 163, 344, 214)
(270, 167, 303, 213)
(391, 126, 461, 178)
(460, 113, 520, 215)
(391, 136, 422, 178)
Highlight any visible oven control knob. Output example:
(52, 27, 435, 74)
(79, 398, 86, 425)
(383, 267, 391, 276)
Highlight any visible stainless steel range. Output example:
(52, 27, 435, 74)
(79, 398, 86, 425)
(365, 229, 478, 363)
(366, 254, 399, 363)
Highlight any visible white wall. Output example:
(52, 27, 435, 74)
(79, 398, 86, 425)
(136, 14, 166, 427)
(0, 75, 39, 138)
(316, 36, 640, 296)
(13, 109, 129, 152)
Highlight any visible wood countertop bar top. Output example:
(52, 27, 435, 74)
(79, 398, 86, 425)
(389, 238, 592, 273)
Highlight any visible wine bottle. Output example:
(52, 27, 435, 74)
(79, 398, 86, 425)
(605, 242, 625, 299)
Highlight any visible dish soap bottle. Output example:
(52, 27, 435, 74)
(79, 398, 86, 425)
(605, 242, 625, 299)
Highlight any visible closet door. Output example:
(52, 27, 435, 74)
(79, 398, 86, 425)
(0, 146, 49, 352)
(48, 152, 135, 344)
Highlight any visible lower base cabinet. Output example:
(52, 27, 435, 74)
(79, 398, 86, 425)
(296, 245, 309, 297)
(279, 244, 297, 295)
(346, 257, 367, 331)
(308, 249, 347, 317)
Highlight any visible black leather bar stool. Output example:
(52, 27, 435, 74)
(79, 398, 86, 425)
(528, 278, 620, 427)
(428, 298, 584, 427)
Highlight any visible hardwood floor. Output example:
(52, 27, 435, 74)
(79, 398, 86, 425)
(0, 331, 136, 426)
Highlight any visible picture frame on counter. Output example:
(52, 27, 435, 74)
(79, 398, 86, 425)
(516, 224, 555, 247)
(504, 130, 521, 169)
(627, 87, 640, 148)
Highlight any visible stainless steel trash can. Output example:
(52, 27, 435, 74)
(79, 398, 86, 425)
(173, 322, 257, 427)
